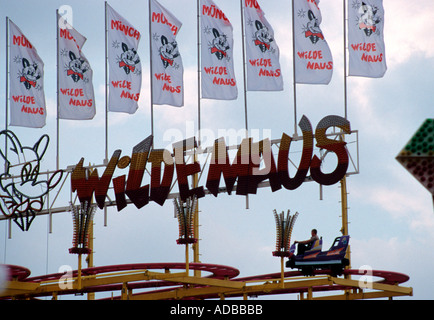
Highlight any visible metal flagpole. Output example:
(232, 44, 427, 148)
(193, 0, 201, 277)
(104, 1, 109, 163)
(341, 0, 351, 273)
(240, 0, 249, 210)
(239, 0, 248, 134)
(197, 0, 202, 146)
(56, 10, 60, 170)
(291, 0, 298, 137)
(104, 1, 109, 226)
(343, 0, 348, 120)
(5, 17, 9, 178)
(148, 0, 155, 143)
(5, 17, 9, 135)
(5, 17, 10, 240)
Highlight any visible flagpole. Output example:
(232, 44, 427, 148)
(148, 0, 155, 143)
(104, 1, 109, 163)
(5, 17, 9, 166)
(56, 10, 60, 170)
(5, 17, 9, 133)
(240, 0, 250, 210)
(239, 0, 248, 134)
(291, 0, 298, 137)
(197, 0, 202, 146)
(343, 0, 348, 120)
(240, 0, 249, 135)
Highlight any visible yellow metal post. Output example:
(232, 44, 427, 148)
(339, 132, 351, 270)
(87, 222, 95, 300)
(185, 243, 189, 276)
(77, 253, 82, 291)
(192, 153, 201, 277)
(340, 176, 351, 268)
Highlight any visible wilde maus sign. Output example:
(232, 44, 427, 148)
(71, 115, 351, 212)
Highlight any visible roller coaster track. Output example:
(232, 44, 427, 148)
(1, 262, 412, 300)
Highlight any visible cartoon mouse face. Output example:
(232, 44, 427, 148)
(119, 42, 140, 75)
(358, 2, 380, 36)
(254, 20, 274, 53)
(159, 35, 180, 69)
(305, 10, 324, 44)
(211, 28, 230, 60)
(67, 51, 89, 83)
(20, 58, 41, 90)
(0, 130, 63, 230)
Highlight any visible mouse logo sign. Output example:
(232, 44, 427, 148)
(0, 131, 63, 231)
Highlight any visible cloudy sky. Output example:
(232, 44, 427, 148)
(0, 0, 433, 300)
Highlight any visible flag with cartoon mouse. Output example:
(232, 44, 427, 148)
(200, 0, 237, 100)
(8, 20, 46, 128)
(107, 3, 142, 114)
(57, 12, 96, 120)
(150, 0, 184, 107)
(243, 0, 283, 91)
(293, 0, 333, 85)
(348, 0, 387, 78)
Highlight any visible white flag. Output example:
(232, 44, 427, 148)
(348, 0, 386, 78)
(243, 0, 283, 91)
(293, 0, 333, 84)
(9, 20, 46, 128)
(58, 14, 96, 120)
(200, 0, 237, 100)
(107, 3, 142, 114)
(150, 0, 184, 107)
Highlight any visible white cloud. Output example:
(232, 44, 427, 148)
(353, 176, 434, 235)
(384, 0, 434, 66)
(351, 236, 411, 269)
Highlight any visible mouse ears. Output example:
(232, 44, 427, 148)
(255, 20, 264, 31)
(161, 35, 168, 45)
(69, 51, 77, 61)
(212, 28, 220, 39)
(307, 10, 316, 21)
(0, 130, 49, 168)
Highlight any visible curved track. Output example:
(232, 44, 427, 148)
(2, 263, 410, 300)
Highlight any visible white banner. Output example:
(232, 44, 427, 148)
(348, 0, 387, 78)
(9, 20, 46, 128)
(293, 0, 333, 84)
(58, 14, 96, 120)
(107, 3, 142, 114)
(150, 0, 184, 107)
(200, 0, 237, 100)
(243, 0, 283, 91)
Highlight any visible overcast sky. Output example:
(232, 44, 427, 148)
(0, 0, 433, 300)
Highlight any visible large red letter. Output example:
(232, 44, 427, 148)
(277, 116, 314, 190)
(310, 115, 351, 185)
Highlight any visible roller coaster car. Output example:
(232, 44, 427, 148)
(286, 235, 350, 276)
